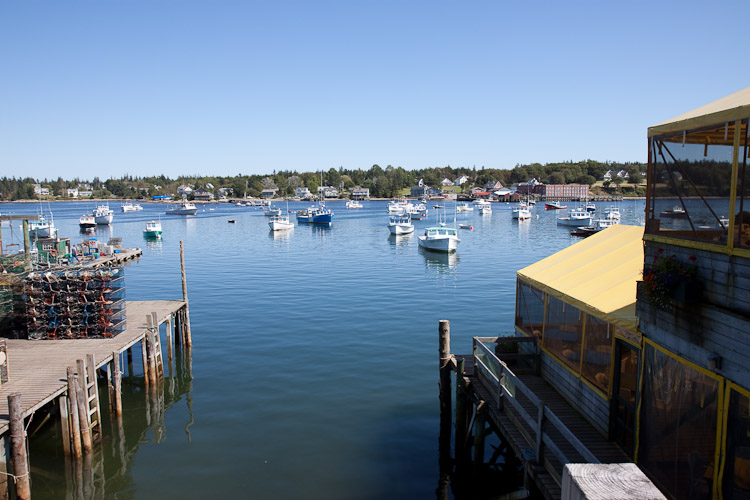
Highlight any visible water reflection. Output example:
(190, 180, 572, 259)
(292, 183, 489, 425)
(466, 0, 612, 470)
(144, 237, 163, 251)
(388, 233, 413, 247)
(268, 229, 292, 243)
(29, 346, 195, 499)
(419, 247, 459, 272)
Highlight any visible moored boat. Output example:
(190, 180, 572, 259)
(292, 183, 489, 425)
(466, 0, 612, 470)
(346, 200, 363, 209)
(269, 214, 294, 231)
(92, 205, 114, 224)
(456, 202, 474, 212)
(166, 199, 198, 216)
(143, 220, 162, 238)
(297, 203, 333, 226)
(556, 207, 592, 227)
(512, 204, 531, 220)
(388, 214, 414, 235)
(78, 215, 96, 231)
(30, 214, 58, 239)
(545, 201, 567, 210)
(122, 202, 143, 212)
(418, 226, 460, 253)
(659, 205, 687, 218)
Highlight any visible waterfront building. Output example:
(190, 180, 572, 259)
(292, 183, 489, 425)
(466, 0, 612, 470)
(351, 186, 369, 200)
(449, 87, 750, 499)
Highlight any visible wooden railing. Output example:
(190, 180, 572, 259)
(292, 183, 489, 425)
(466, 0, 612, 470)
(473, 336, 599, 484)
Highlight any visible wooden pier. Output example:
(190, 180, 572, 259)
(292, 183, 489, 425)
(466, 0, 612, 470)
(0, 300, 184, 435)
(0, 240, 193, 500)
(438, 321, 643, 500)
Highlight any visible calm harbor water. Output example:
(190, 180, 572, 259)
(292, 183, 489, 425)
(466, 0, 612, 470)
(1, 199, 645, 499)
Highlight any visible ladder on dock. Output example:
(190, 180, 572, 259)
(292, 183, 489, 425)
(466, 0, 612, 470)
(79, 354, 102, 442)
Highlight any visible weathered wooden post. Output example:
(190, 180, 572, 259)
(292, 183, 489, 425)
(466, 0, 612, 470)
(66, 367, 82, 458)
(112, 352, 122, 415)
(455, 357, 470, 464)
(437, 320, 452, 500)
(165, 315, 173, 377)
(22, 220, 31, 271)
(126, 348, 133, 378)
(74, 371, 93, 453)
(8, 393, 31, 500)
(179, 241, 192, 347)
(141, 337, 149, 387)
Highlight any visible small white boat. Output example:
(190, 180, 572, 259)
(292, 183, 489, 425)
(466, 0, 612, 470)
(30, 214, 58, 239)
(121, 202, 143, 212)
(79, 215, 96, 230)
(388, 214, 414, 235)
(387, 199, 413, 214)
(556, 207, 592, 227)
(660, 205, 687, 218)
(456, 202, 474, 212)
(604, 206, 621, 221)
(269, 214, 294, 231)
(166, 199, 198, 215)
(408, 202, 429, 220)
(418, 226, 460, 253)
(477, 202, 492, 215)
(143, 220, 162, 238)
(512, 204, 531, 220)
(346, 200, 363, 209)
(92, 205, 114, 224)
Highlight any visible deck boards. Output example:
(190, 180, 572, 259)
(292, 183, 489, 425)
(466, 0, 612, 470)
(0, 300, 184, 435)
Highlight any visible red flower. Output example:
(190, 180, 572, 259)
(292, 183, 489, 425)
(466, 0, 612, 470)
(689, 255, 697, 261)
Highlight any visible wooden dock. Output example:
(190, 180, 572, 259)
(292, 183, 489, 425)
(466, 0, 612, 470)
(438, 323, 633, 500)
(0, 299, 184, 435)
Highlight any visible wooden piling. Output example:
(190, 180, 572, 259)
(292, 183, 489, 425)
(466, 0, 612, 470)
(85, 354, 101, 442)
(455, 357, 469, 462)
(141, 337, 149, 387)
(112, 352, 122, 415)
(22, 220, 31, 272)
(127, 348, 133, 378)
(8, 393, 31, 500)
(165, 316, 173, 377)
(438, 320, 452, 500)
(59, 395, 71, 457)
(180, 241, 192, 347)
(66, 367, 82, 458)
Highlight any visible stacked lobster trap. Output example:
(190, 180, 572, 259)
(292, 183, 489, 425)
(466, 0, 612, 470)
(24, 267, 126, 340)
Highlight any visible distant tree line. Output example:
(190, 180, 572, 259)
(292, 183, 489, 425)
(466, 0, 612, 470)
(0, 160, 647, 201)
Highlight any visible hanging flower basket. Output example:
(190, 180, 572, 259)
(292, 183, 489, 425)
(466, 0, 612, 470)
(642, 253, 701, 308)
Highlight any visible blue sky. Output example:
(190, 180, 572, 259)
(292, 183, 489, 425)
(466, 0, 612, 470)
(1, 1, 748, 180)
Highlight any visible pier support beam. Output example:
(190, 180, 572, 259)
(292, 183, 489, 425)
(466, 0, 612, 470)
(112, 352, 122, 415)
(180, 241, 192, 348)
(8, 393, 30, 500)
(66, 367, 82, 458)
(437, 320, 452, 500)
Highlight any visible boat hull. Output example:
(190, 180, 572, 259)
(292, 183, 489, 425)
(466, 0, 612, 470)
(269, 219, 294, 231)
(388, 224, 414, 235)
(297, 212, 333, 225)
(418, 236, 459, 253)
(556, 217, 592, 227)
(166, 207, 198, 215)
(143, 230, 162, 238)
(94, 214, 113, 225)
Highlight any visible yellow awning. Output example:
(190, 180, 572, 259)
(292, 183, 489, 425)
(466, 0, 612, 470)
(649, 86, 750, 137)
(517, 224, 644, 331)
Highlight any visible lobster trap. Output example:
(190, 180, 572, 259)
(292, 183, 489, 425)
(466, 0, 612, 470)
(24, 267, 126, 340)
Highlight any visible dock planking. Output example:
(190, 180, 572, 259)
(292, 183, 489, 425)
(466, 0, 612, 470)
(0, 299, 184, 434)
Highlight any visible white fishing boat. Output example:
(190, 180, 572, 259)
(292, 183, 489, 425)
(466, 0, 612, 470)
(121, 202, 143, 212)
(477, 201, 492, 215)
(30, 214, 58, 239)
(92, 205, 114, 224)
(346, 200, 363, 209)
(387, 199, 413, 214)
(418, 226, 460, 253)
(269, 214, 294, 231)
(604, 206, 621, 221)
(456, 202, 474, 212)
(388, 214, 414, 235)
(512, 203, 531, 220)
(78, 215, 96, 231)
(556, 207, 592, 227)
(166, 199, 198, 215)
(408, 202, 429, 220)
(262, 200, 282, 216)
(143, 220, 162, 238)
